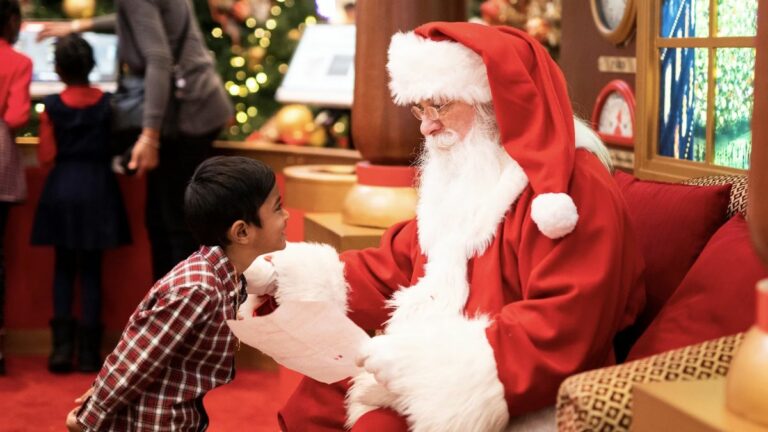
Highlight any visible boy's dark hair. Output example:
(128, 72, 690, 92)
(185, 156, 276, 247)
(54, 34, 95, 85)
(0, 0, 20, 41)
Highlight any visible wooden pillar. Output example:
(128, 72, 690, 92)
(749, 0, 768, 266)
(352, 0, 467, 165)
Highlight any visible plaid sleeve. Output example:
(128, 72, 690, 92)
(77, 285, 215, 430)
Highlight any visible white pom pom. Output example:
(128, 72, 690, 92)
(530, 193, 578, 239)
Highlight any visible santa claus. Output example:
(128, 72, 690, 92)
(247, 22, 645, 432)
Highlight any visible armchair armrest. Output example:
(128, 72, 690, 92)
(555, 333, 744, 432)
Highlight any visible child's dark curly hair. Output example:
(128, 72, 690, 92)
(54, 33, 96, 85)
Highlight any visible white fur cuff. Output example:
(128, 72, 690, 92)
(350, 316, 509, 431)
(530, 193, 578, 239)
(269, 242, 349, 312)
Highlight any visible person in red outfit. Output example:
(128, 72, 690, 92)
(31, 34, 131, 374)
(0, 0, 32, 376)
(247, 22, 646, 431)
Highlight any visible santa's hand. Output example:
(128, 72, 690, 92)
(356, 334, 408, 392)
(243, 255, 277, 296)
(354, 317, 510, 432)
(237, 294, 265, 320)
(345, 371, 399, 427)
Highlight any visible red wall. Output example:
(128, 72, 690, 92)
(4, 167, 302, 332)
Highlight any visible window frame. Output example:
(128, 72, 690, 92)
(635, 0, 756, 181)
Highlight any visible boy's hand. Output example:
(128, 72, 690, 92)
(65, 387, 93, 431)
(74, 387, 94, 404)
(66, 407, 83, 432)
(243, 255, 277, 296)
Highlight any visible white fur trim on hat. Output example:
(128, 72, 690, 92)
(387, 32, 492, 106)
(530, 193, 579, 239)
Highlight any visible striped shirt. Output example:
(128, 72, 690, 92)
(77, 246, 244, 431)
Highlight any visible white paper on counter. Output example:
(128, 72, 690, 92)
(226, 300, 370, 384)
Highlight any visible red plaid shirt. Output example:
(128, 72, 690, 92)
(77, 246, 244, 431)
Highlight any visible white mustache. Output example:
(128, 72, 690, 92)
(425, 130, 460, 150)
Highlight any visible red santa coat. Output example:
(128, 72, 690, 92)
(273, 150, 645, 431)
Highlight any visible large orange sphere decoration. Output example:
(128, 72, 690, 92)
(63, 0, 96, 18)
(275, 104, 313, 142)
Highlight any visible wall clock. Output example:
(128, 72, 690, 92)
(590, 0, 636, 45)
(591, 79, 635, 148)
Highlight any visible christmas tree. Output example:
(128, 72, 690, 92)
(199, 0, 318, 140)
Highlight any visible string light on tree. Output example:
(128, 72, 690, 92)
(199, 0, 318, 140)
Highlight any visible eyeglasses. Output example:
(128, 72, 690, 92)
(410, 102, 455, 121)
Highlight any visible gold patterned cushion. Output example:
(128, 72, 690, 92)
(556, 333, 744, 432)
(684, 174, 748, 218)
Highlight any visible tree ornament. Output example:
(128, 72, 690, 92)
(246, 46, 267, 70)
(307, 126, 328, 147)
(62, 0, 95, 18)
(275, 104, 314, 145)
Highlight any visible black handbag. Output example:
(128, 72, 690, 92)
(111, 74, 144, 134)
(111, 12, 190, 174)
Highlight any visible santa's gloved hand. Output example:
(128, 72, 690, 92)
(243, 255, 277, 296)
(356, 333, 416, 393)
(358, 317, 509, 432)
(345, 371, 399, 427)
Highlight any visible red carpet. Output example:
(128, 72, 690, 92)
(0, 356, 281, 431)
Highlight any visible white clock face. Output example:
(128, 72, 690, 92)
(599, 0, 628, 30)
(598, 92, 632, 138)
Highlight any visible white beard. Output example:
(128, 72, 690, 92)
(416, 123, 528, 261)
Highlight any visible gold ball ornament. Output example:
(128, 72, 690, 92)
(276, 104, 314, 144)
(63, 0, 95, 18)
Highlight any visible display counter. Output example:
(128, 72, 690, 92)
(16, 137, 362, 170)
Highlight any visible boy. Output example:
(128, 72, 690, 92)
(66, 156, 289, 431)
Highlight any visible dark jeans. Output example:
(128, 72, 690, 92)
(146, 130, 219, 280)
(53, 248, 103, 325)
(0, 202, 9, 329)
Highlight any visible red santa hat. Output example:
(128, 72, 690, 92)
(387, 22, 578, 239)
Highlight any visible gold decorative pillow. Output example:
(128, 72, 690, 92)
(556, 333, 744, 432)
